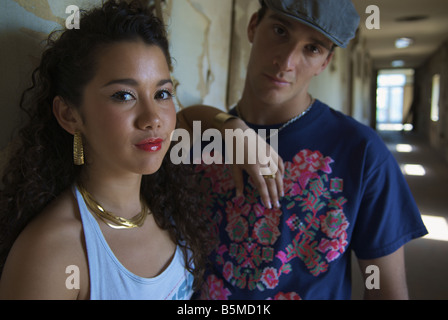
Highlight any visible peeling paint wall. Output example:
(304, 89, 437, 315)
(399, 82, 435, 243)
(227, 0, 259, 109)
(308, 47, 353, 115)
(0, 0, 102, 150)
(165, 0, 232, 110)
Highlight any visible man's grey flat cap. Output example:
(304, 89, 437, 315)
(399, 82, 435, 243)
(260, 0, 360, 48)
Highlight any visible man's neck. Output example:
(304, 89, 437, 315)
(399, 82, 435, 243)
(237, 91, 313, 126)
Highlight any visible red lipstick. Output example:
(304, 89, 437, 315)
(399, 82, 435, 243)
(136, 138, 164, 152)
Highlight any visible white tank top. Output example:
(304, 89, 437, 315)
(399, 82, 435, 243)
(73, 186, 194, 300)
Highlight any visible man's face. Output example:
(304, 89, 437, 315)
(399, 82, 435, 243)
(245, 9, 334, 107)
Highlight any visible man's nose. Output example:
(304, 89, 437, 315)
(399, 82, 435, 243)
(273, 43, 302, 72)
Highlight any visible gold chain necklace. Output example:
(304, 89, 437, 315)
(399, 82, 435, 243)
(236, 94, 315, 140)
(77, 184, 150, 230)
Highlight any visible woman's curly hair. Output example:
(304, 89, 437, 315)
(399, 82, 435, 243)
(0, 0, 210, 292)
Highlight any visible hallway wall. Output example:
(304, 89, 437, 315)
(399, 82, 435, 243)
(0, 0, 102, 151)
(413, 40, 448, 163)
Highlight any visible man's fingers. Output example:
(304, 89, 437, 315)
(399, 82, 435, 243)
(264, 176, 280, 208)
(252, 173, 272, 209)
(231, 165, 244, 197)
(276, 157, 285, 198)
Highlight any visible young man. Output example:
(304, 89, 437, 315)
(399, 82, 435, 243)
(180, 0, 427, 300)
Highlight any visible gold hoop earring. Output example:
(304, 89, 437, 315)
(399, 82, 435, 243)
(73, 131, 84, 166)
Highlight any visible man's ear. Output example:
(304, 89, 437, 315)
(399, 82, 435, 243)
(53, 96, 82, 135)
(247, 12, 259, 44)
(315, 51, 335, 76)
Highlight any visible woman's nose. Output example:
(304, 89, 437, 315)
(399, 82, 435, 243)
(136, 99, 161, 130)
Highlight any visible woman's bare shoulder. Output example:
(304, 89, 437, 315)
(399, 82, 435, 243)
(23, 188, 84, 251)
(0, 188, 87, 299)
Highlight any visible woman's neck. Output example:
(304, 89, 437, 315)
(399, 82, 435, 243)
(78, 167, 143, 219)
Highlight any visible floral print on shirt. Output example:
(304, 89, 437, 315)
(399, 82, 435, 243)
(196, 149, 349, 300)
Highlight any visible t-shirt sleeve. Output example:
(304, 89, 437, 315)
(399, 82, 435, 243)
(351, 150, 428, 260)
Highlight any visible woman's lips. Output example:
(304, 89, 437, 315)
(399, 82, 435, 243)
(135, 138, 164, 152)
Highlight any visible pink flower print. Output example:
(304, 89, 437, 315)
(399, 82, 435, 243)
(196, 163, 234, 194)
(261, 267, 279, 289)
(227, 196, 251, 218)
(276, 251, 288, 264)
(223, 261, 234, 281)
(297, 171, 318, 192)
(204, 275, 231, 300)
(253, 202, 265, 218)
(253, 218, 280, 245)
(285, 161, 301, 181)
(289, 183, 302, 196)
(318, 209, 349, 263)
(217, 244, 228, 257)
(225, 216, 248, 242)
(225, 199, 252, 242)
(318, 239, 341, 262)
(253, 208, 282, 245)
(325, 249, 341, 262)
(293, 149, 333, 174)
(320, 210, 349, 238)
(284, 150, 334, 196)
(270, 292, 302, 300)
(264, 206, 282, 224)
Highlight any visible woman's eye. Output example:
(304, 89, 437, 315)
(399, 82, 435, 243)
(155, 89, 174, 100)
(111, 91, 135, 102)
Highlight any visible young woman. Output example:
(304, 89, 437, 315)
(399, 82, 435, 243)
(0, 0, 209, 300)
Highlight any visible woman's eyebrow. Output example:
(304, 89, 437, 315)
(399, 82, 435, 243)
(102, 78, 173, 87)
(102, 78, 138, 87)
(157, 79, 173, 87)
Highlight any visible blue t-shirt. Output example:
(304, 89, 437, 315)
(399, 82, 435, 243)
(194, 100, 427, 300)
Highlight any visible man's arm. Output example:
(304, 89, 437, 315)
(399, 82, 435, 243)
(177, 105, 225, 137)
(357, 246, 409, 300)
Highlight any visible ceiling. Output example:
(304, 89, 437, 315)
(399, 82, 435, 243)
(352, 0, 448, 70)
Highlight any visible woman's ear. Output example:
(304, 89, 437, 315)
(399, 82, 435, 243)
(52, 96, 82, 135)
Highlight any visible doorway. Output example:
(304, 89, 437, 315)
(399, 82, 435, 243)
(376, 69, 415, 131)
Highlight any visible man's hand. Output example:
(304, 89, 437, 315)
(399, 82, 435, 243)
(223, 118, 284, 209)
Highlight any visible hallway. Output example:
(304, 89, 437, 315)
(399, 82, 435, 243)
(352, 129, 448, 300)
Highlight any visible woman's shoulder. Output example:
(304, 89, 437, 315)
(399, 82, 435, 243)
(0, 188, 87, 299)
(27, 188, 83, 247)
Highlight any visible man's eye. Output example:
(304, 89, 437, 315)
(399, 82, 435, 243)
(307, 45, 321, 54)
(274, 26, 287, 36)
(111, 91, 135, 102)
